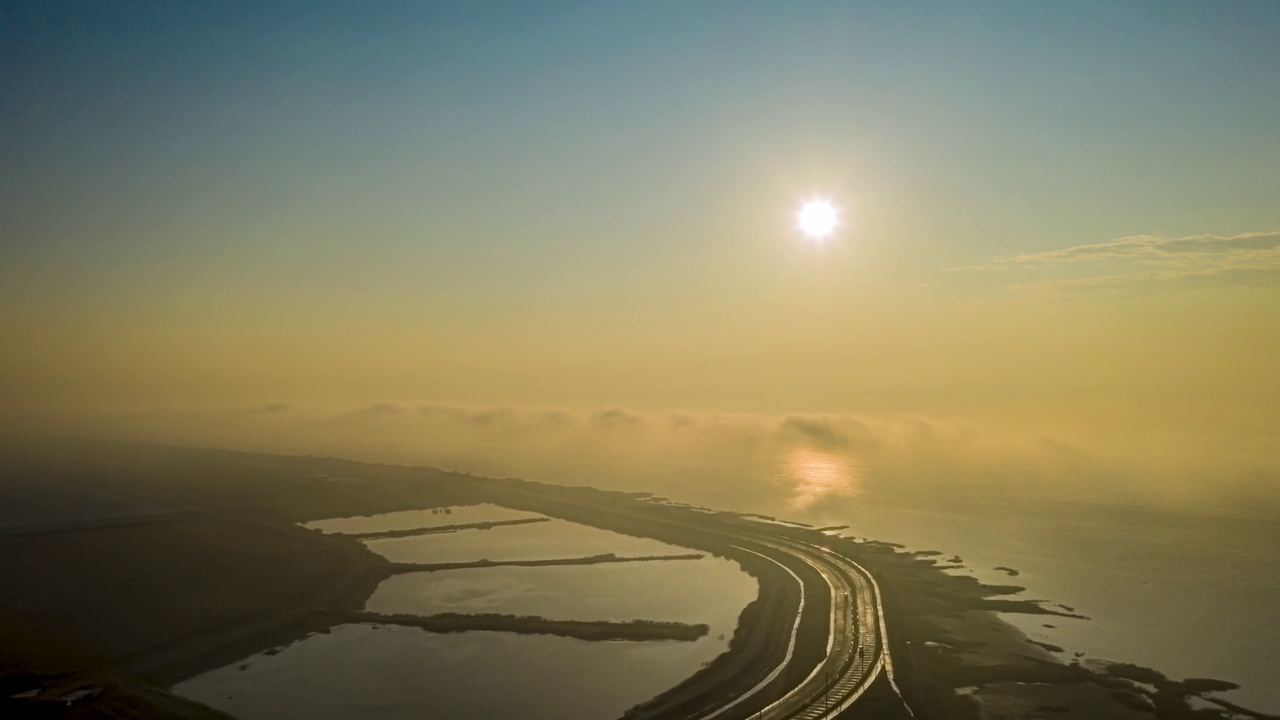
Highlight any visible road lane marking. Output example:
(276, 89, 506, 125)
(695, 546, 806, 720)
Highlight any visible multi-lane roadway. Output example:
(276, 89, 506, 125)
(488, 483, 914, 719)
(696, 535, 912, 720)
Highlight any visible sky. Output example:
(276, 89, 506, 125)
(3, 2, 1280, 502)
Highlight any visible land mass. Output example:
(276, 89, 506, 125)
(0, 437, 1271, 720)
(342, 611, 709, 642)
(341, 516, 550, 540)
(383, 551, 706, 574)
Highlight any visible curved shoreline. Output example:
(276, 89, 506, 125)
(3, 442, 1273, 719)
(834, 534, 1275, 720)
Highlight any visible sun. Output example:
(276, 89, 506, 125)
(797, 198, 839, 240)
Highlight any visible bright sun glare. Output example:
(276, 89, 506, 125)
(797, 198, 839, 240)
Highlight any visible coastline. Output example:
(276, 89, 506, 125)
(2, 441, 1274, 719)
(833, 534, 1278, 720)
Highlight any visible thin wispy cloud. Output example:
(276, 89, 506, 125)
(949, 231, 1280, 292)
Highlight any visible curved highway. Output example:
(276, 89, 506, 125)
(465, 481, 913, 720)
(696, 535, 912, 720)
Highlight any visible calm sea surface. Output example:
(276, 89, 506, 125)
(820, 495, 1280, 713)
(662, 451, 1280, 716)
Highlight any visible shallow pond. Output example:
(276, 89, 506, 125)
(176, 512, 758, 719)
(175, 624, 730, 720)
(366, 556, 757, 639)
(362, 518, 685, 564)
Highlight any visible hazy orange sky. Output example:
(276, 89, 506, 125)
(3, 3, 1279, 495)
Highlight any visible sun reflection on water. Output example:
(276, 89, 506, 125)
(777, 448, 863, 510)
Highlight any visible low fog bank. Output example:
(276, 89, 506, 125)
(6, 402, 1278, 523)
